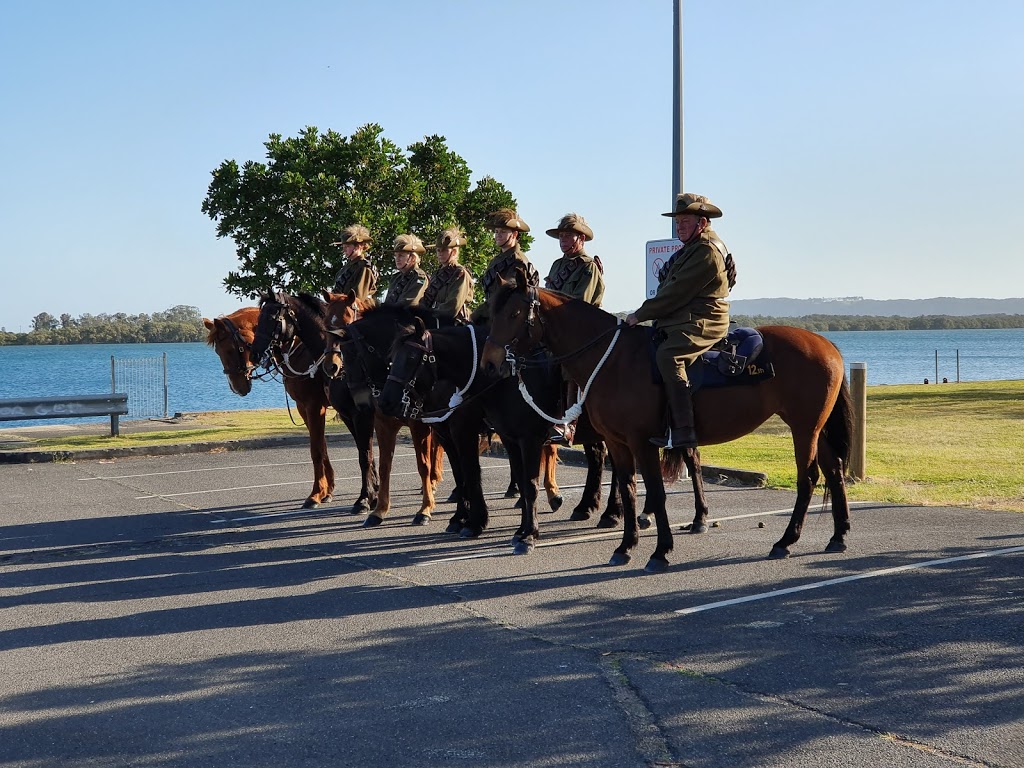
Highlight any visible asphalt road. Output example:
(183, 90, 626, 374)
(1, 438, 1021, 768)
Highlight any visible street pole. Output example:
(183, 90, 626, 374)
(672, 0, 684, 236)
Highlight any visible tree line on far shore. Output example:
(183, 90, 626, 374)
(3, 307, 1024, 346)
(0, 306, 206, 346)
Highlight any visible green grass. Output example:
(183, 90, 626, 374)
(5, 382, 1023, 513)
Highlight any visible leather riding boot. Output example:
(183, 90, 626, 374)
(650, 380, 698, 449)
(549, 380, 578, 444)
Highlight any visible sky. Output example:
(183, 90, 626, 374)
(2, 1, 1022, 331)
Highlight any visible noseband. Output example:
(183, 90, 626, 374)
(217, 316, 257, 379)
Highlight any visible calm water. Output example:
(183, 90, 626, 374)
(1, 328, 1021, 426)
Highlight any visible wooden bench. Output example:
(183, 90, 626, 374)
(0, 394, 130, 436)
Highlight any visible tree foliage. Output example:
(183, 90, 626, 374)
(0, 306, 206, 345)
(201, 124, 527, 302)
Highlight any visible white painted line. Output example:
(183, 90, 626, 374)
(135, 468, 431, 499)
(83, 454, 420, 481)
(675, 545, 1024, 616)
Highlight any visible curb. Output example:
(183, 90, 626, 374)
(0, 432, 767, 487)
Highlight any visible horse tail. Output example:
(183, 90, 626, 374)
(822, 376, 854, 470)
(660, 448, 687, 484)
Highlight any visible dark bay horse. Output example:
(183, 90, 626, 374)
(319, 293, 445, 527)
(480, 269, 853, 571)
(245, 293, 379, 512)
(380, 315, 571, 551)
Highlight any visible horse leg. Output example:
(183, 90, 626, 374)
(770, 430, 820, 558)
(365, 416, 399, 528)
(606, 441, 639, 566)
(598, 455, 625, 529)
(817, 434, 852, 553)
(409, 420, 437, 526)
(571, 441, 604, 521)
(456, 419, 488, 538)
(427, 427, 445, 490)
(298, 401, 332, 509)
(541, 443, 563, 513)
(682, 447, 711, 534)
(344, 407, 378, 514)
(512, 440, 542, 555)
(639, 444, 674, 573)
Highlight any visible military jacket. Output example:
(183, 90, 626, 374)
(634, 227, 730, 343)
(333, 257, 378, 302)
(544, 250, 605, 307)
(423, 263, 474, 321)
(471, 245, 539, 324)
(383, 266, 429, 307)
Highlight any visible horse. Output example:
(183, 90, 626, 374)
(322, 295, 567, 523)
(244, 292, 379, 512)
(319, 292, 446, 527)
(380, 315, 575, 551)
(203, 308, 259, 396)
(480, 268, 853, 572)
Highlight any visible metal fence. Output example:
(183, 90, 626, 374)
(111, 353, 168, 418)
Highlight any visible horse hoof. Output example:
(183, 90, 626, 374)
(302, 499, 320, 510)
(688, 522, 708, 535)
(514, 497, 524, 509)
(412, 514, 432, 526)
(547, 495, 563, 513)
(825, 540, 848, 553)
(569, 507, 593, 522)
(513, 538, 535, 555)
(352, 499, 372, 515)
(644, 557, 669, 574)
(459, 527, 481, 539)
(446, 489, 460, 503)
(638, 516, 652, 531)
(504, 484, 518, 498)
(768, 546, 790, 559)
(608, 552, 631, 566)
(363, 515, 385, 528)
(596, 516, 620, 530)
(445, 521, 462, 534)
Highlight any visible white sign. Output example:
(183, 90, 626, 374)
(645, 238, 682, 299)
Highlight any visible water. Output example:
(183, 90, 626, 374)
(1, 328, 1021, 427)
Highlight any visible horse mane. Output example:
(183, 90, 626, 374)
(206, 307, 259, 347)
(360, 301, 451, 328)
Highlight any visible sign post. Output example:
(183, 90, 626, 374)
(644, 238, 682, 300)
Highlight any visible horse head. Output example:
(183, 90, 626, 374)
(251, 291, 299, 369)
(321, 291, 362, 379)
(379, 316, 434, 419)
(480, 265, 542, 377)
(204, 308, 258, 396)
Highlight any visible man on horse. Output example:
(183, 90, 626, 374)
(543, 212, 606, 444)
(470, 207, 539, 324)
(331, 223, 378, 302)
(625, 193, 732, 449)
(422, 227, 475, 322)
(382, 234, 429, 307)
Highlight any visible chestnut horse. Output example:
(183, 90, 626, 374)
(322, 293, 565, 520)
(318, 292, 446, 527)
(227, 295, 378, 512)
(480, 269, 852, 572)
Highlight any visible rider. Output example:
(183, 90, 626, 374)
(422, 227, 474, 322)
(543, 212, 606, 443)
(382, 234, 429, 307)
(331, 224, 378, 302)
(470, 207, 539, 325)
(625, 193, 732, 449)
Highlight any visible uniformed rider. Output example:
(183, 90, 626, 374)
(422, 227, 474, 322)
(382, 234, 429, 307)
(331, 224, 378, 302)
(470, 207, 539, 325)
(625, 193, 732, 449)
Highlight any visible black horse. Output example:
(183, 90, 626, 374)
(379, 312, 591, 553)
(250, 291, 380, 513)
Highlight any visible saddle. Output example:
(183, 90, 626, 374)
(649, 326, 775, 392)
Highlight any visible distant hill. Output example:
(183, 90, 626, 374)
(729, 297, 1024, 317)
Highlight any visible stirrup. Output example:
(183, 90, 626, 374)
(649, 428, 697, 449)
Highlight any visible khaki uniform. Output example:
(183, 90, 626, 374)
(383, 266, 429, 307)
(333, 257, 378, 302)
(635, 227, 730, 385)
(423, 263, 474, 321)
(470, 245, 539, 324)
(544, 251, 604, 307)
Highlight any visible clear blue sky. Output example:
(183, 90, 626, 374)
(2, 1, 1022, 331)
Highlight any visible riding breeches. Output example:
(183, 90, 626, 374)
(655, 327, 722, 385)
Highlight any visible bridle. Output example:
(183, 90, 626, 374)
(253, 298, 324, 379)
(337, 323, 389, 406)
(216, 316, 257, 380)
(384, 329, 439, 420)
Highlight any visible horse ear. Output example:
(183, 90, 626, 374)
(342, 292, 357, 308)
(202, 318, 214, 330)
(322, 290, 335, 304)
(414, 316, 427, 336)
(514, 265, 529, 291)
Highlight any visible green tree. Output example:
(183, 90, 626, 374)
(32, 312, 58, 332)
(201, 124, 523, 301)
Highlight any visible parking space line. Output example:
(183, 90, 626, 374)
(82, 453, 420, 481)
(675, 544, 1024, 616)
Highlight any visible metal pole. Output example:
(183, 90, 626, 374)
(110, 355, 115, 393)
(849, 363, 867, 481)
(162, 352, 169, 417)
(672, 0, 684, 236)
(956, 349, 960, 383)
(935, 350, 938, 384)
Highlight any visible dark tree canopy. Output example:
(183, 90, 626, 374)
(201, 124, 529, 302)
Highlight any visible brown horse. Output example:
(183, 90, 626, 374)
(480, 269, 852, 572)
(320, 292, 446, 526)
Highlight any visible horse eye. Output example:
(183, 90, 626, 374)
(512, 309, 521, 318)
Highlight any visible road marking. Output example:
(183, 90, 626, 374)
(82, 454, 420, 480)
(674, 545, 1024, 616)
